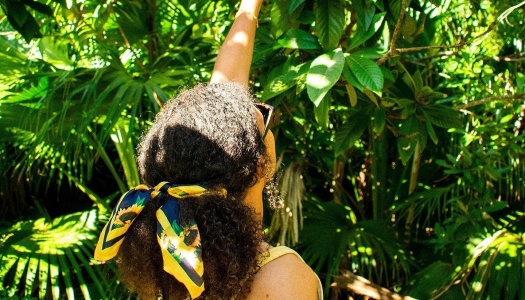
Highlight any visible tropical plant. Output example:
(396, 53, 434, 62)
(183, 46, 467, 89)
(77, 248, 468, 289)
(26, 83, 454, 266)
(1, 0, 525, 299)
(249, 0, 525, 298)
(0, 210, 125, 299)
(1, 0, 236, 298)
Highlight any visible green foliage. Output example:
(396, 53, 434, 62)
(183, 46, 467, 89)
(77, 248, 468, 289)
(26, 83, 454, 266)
(306, 48, 344, 106)
(1, 0, 525, 298)
(0, 210, 124, 299)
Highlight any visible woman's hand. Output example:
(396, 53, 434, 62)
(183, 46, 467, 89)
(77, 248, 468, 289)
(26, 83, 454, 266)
(210, 0, 264, 86)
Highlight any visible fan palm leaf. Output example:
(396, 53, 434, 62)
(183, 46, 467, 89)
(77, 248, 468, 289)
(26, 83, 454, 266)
(0, 209, 121, 299)
(301, 199, 414, 295)
(424, 230, 525, 299)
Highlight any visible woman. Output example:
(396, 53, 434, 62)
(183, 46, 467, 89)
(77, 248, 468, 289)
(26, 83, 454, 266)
(94, 0, 322, 299)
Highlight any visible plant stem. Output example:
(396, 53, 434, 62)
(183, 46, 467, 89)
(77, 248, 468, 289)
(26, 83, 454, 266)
(404, 142, 422, 243)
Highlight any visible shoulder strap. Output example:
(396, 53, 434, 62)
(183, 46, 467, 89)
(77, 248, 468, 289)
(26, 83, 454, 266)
(259, 246, 303, 267)
(258, 246, 324, 299)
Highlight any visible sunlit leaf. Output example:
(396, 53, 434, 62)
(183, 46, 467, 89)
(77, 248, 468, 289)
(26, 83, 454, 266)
(353, 0, 376, 31)
(262, 60, 312, 101)
(277, 29, 322, 50)
(0, 210, 121, 298)
(314, 93, 331, 128)
(271, 0, 291, 38)
(517, 73, 524, 90)
(306, 48, 344, 106)
(348, 13, 386, 49)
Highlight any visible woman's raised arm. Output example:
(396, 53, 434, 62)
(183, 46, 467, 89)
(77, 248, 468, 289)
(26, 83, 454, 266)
(210, 0, 263, 86)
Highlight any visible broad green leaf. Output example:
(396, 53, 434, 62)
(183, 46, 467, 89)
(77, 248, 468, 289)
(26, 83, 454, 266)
(346, 54, 384, 93)
(374, 0, 385, 11)
(314, 93, 331, 128)
(343, 63, 364, 91)
(24, 0, 53, 16)
(334, 111, 370, 154)
(6, 0, 29, 27)
(263, 60, 312, 101)
(289, 0, 306, 14)
(271, 0, 291, 37)
(346, 83, 357, 107)
(5, 5, 42, 42)
(252, 44, 282, 67)
(348, 13, 386, 49)
(354, 0, 376, 30)
(306, 49, 345, 106)
(420, 104, 463, 128)
(297, 9, 316, 25)
(402, 70, 418, 95)
(315, 0, 345, 50)
(277, 29, 322, 50)
(482, 201, 508, 213)
(351, 47, 384, 59)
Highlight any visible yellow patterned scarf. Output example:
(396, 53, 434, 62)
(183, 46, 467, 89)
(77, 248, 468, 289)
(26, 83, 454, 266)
(94, 182, 226, 299)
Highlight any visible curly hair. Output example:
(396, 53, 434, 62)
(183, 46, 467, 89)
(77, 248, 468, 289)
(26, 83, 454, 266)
(116, 82, 269, 299)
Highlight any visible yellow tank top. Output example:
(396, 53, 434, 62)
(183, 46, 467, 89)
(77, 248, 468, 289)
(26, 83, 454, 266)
(259, 246, 324, 300)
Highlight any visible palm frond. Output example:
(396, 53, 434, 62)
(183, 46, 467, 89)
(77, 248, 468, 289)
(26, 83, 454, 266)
(267, 161, 305, 246)
(394, 185, 455, 232)
(0, 209, 121, 299)
(464, 230, 525, 300)
(301, 200, 413, 296)
(431, 230, 525, 299)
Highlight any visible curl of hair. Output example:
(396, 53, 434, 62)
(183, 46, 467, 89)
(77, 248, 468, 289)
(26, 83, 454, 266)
(116, 83, 268, 299)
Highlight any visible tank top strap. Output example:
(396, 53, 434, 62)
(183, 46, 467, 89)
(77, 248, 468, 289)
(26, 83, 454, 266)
(258, 246, 324, 299)
(259, 246, 303, 266)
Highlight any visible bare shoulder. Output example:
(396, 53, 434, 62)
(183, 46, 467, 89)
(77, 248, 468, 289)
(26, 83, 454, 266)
(245, 252, 319, 300)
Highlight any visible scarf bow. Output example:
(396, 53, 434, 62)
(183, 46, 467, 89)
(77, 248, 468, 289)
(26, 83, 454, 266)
(95, 182, 226, 299)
